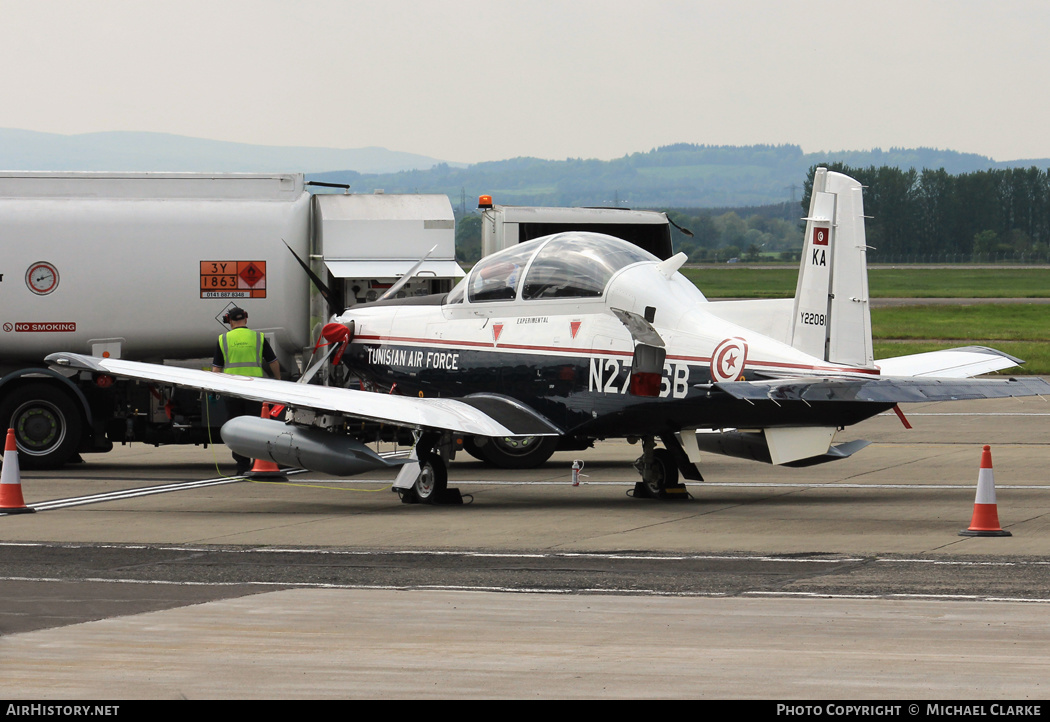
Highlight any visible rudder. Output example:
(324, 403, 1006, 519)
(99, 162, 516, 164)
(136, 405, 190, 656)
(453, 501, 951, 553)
(789, 169, 874, 368)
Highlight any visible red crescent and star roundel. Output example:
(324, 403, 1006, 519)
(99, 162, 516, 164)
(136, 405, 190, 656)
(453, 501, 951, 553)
(710, 337, 748, 383)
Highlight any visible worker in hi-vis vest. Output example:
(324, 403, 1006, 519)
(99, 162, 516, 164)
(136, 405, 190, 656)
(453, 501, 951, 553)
(211, 306, 281, 473)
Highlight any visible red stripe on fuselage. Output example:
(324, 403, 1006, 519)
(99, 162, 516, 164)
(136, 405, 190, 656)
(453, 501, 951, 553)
(352, 334, 636, 358)
(350, 334, 882, 378)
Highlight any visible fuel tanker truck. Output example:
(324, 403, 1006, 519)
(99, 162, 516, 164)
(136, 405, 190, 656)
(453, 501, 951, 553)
(1, 172, 675, 470)
(0, 172, 464, 468)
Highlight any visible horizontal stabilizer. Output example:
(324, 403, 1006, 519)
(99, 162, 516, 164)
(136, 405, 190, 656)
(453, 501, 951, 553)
(714, 375, 1050, 404)
(46, 352, 562, 438)
(876, 346, 1023, 378)
(704, 299, 795, 345)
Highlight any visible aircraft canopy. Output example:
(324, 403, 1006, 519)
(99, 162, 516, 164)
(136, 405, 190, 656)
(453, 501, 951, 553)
(451, 232, 659, 304)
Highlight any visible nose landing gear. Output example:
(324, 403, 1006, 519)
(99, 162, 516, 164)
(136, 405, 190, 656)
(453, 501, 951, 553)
(394, 432, 463, 505)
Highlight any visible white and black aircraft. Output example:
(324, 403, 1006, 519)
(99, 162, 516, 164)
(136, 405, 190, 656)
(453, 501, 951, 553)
(48, 169, 1050, 503)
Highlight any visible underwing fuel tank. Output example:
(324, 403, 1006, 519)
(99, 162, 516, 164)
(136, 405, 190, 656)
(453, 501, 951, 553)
(220, 416, 404, 476)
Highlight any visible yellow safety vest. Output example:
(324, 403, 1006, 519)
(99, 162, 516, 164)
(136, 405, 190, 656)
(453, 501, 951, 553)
(219, 328, 264, 377)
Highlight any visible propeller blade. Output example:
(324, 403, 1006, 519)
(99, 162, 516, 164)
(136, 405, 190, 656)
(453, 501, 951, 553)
(377, 244, 437, 302)
(283, 239, 341, 316)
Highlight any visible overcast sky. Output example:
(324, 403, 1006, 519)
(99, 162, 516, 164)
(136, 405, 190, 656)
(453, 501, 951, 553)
(1, 0, 1047, 164)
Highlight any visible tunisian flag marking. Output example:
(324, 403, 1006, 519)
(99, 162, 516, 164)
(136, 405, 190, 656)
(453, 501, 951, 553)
(710, 337, 748, 383)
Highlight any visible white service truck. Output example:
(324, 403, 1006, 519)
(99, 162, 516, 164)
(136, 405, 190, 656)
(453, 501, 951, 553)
(0, 172, 463, 468)
(478, 196, 674, 260)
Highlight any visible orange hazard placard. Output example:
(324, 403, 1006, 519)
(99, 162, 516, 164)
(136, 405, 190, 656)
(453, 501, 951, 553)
(200, 261, 267, 299)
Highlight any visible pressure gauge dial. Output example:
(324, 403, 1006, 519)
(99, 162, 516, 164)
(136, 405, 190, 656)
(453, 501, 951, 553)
(26, 261, 60, 295)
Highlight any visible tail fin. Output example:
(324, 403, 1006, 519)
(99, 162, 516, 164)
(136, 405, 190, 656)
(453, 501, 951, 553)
(789, 169, 874, 368)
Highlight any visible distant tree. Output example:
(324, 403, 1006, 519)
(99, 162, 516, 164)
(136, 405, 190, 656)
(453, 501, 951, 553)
(687, 246, 712, 263)
(719, 245, 741, 262)
(1004, 229, 1032, 255)
(715, 212, 747, 248)
(972, 230, 998, 260)
(455, 214, 482, 264)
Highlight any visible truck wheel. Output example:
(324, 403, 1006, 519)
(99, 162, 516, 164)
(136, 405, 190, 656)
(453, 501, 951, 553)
(0, 383, 83, 470)
(461, 437, 487, 462)
(478, 435, 557, 469)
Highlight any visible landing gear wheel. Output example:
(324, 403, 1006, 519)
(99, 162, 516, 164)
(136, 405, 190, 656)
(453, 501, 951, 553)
(633, 447, 689, 500)
(644, 448, 679, 496)
(412, 452, 448, 504)
(476, 435, 558, 469)
(0, 383, 82, 470)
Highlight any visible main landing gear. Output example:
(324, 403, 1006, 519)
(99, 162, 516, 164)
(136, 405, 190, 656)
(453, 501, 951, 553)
(395, 432, 463, 505)
(631, 435, 699, 501)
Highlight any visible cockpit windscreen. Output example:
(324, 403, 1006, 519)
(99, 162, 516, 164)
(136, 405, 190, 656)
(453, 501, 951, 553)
(521, 233, 657, 300)
(447, 232, 659, 305)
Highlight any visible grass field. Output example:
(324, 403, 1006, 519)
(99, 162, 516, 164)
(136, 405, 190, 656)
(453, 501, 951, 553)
(872, 304, 1050, 341)
(872, 304, 1050, 374)
(683, 267, 1050, 299)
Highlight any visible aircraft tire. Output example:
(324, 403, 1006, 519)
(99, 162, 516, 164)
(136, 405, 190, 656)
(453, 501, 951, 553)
(413, 452, 448, 504)
(0, 382, 83, 470)
(477, 435, 558, 469)
(642, 448, 679, 496)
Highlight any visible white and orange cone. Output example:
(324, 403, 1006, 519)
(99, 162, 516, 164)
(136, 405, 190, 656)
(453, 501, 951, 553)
(959, 445, 1011, 537)
(244, 403, 285, 480)
(1, 428, 36, 514)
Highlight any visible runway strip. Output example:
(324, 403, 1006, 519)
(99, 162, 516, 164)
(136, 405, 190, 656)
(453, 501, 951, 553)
(4, 542, 1050, 603)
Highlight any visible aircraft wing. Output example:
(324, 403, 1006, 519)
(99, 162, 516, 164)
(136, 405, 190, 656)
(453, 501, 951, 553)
(714, 374, 1050, 404)
(45, 353, 562, 438)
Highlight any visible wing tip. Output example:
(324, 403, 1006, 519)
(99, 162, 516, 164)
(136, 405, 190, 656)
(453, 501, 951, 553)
(45, 352, 104, 372)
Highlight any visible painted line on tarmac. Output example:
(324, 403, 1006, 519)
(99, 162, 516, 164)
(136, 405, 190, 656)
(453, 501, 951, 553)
(7, 542, 1050, 570)
(256, 478, 1050, 491)
(879, 411, 1050, 416)
(4, 546, 1050, 601)
(700, 482, 1050, 489)
(2, 573, 1049, 604)
(0, 541, 862, 563)
(745, 591, 1050, 603)
(0, 574, 709, 597)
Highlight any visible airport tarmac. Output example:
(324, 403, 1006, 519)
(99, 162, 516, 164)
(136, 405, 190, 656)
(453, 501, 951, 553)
(2, 396, 1049, 699)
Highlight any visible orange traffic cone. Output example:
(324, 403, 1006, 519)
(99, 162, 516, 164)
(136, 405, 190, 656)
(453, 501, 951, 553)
(244, 403, 285, 480)
(959, 445, 1011, 537)
(1, 428, 36, 514)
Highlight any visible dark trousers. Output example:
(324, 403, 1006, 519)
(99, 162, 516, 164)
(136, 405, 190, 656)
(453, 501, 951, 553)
(219, 396, 263, 470)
